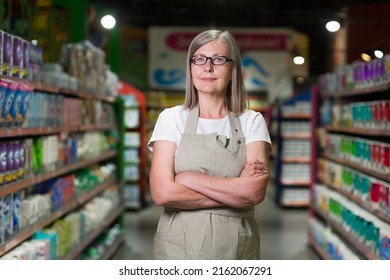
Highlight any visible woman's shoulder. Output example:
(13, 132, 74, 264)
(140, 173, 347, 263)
(239, 109, 264, 121)
(161, 105, 186, 114)
(160, 105, 188, 121)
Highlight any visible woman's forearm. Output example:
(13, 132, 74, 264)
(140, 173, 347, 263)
(175, 171, 269, 209)
(151, 178, 224, 209)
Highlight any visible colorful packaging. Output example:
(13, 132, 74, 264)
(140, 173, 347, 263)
(0, 141, 6, 185)
(9, 84, 24, 127)
(0, 30, 3, 73)
(19, 84, 32, 127)
(1, 80, 17, 127)
(0, 80, 7, 126)
(0, 196, 3, 244)
(2, 32, 13, 76)
(5, 141, 14, 183)
(2, 194, 12, 241)
(20, 39, 30, 79)
(33, 230, 57, 260)
(11, 35, 22, 78)
(17, 140, 25, 179)
(12, 192, 21, 233)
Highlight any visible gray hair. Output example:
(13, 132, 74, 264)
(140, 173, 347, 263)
(183, 29, 248, 115)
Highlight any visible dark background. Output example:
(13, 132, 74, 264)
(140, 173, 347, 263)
(89, 0, 390, 87)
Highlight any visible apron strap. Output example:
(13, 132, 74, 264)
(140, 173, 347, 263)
(184, 105, 199, 134)
(227, 111, 244, 138)
(184, 105, 245, 138)
(164, 206, 255, 218)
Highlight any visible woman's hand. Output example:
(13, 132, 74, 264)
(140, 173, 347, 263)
(240, 160, 269, 178)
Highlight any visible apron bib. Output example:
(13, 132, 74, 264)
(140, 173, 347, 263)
(153, 106, 260, 260)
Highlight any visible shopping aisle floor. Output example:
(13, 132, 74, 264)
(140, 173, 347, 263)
(112, 193, 320, 260)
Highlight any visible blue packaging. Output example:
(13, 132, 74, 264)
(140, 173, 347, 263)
(9, 85, 23, 127)
(12, 192, 21, 233)
(2, 81, 17, 127)
(33, 230, 58, 260)
(2, 194, 12, 241)
(5, 141, 15, 183)
(2, 32, 13, 76)
(0, 80, 8, 126)
(0, 142, 6, 185)
(19, 85, 32, 127)
(0, 196, 3, 244)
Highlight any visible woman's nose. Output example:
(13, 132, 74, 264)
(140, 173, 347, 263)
(204, 61, 214, 72)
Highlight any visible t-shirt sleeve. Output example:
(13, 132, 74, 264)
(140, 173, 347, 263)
(244, 111, 272, 146)
(147, 108, 179, 151)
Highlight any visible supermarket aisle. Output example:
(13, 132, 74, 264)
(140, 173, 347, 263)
(113, 193, 319, 260)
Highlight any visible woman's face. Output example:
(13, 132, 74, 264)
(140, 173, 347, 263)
(191, 39, 232, 97)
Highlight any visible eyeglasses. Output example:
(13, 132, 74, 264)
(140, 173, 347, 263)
(191, 55, 232, 66)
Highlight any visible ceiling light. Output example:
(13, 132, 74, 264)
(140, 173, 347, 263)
(325, 20, 341, 32)
(361, 52, 371, 62)
(101, 15, 116, 29)
(374, 50, 384, 58)
(293, 55, 305, 65)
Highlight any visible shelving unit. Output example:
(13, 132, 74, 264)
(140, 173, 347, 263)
(117, 81, 147, 210)
(248, 91, 270, 125)
(145, 90, 185, 180)
(274, 88, 312, 207)
(309, 59, 390, 260)
(0, 75, 123, 260)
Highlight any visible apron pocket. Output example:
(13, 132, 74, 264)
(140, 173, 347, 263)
(153, 231, 186, 260)
(237, 231, 260, 260)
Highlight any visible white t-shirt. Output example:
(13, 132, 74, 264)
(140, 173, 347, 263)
(148, 105, 271, 151)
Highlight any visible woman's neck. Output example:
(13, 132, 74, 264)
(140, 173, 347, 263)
(198, 98, 227, 119)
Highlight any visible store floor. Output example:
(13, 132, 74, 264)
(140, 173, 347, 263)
(112, 190, 320, 260)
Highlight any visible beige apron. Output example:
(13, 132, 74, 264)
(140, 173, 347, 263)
(153, 106, 260, 260)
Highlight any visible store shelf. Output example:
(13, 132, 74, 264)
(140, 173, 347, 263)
(0, 75, 116, 103)
(0, 124, 116, 138)
(317, 176, 390, 224)
(281, 113, 311, 119)
(321, 153, 389, 182)
(311, 68, 390, 260)
(280, 201, 309, 207)
(65, 205, 124, 260)
(0, 177, 117, 256)
(308, 233, 330, 260)
(0, 38, 122, 261)
(280, 179, 310, 186)
(274, 88, 312, 207)
(281, 133, 311, 139)
(313, 206, 377, 260)
(324, 126, 390, 137)
(0, 150, 117, 197)
(320, 82, 390, 98)
(101, 234, 125, 260)
(281, 157, 311, 163)
(117, 82, 147, 210)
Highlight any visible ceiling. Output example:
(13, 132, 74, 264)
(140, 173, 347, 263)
(90, 0, 389, 76)
(92, 0, 367, 27)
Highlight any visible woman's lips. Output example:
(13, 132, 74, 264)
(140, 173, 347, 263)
(201, 78, 216, 82)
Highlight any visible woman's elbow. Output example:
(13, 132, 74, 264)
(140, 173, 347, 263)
(151, 191, 165, 206)
(150, 181, 169, 206)
(249, 176, 269, 205)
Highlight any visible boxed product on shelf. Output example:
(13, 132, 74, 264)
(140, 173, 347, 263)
(0, 196, 3, 244)
(12, 191, 21, 233)
(33, 230, 57, 260)
(20, 193, 51, 229)
(2, 32, 13, 76)
(2, 193, 12, 242)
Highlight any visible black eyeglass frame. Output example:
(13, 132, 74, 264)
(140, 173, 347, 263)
(190, 55, 233, 66)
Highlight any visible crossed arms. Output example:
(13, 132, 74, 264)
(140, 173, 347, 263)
(150, 140, 271, 209)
